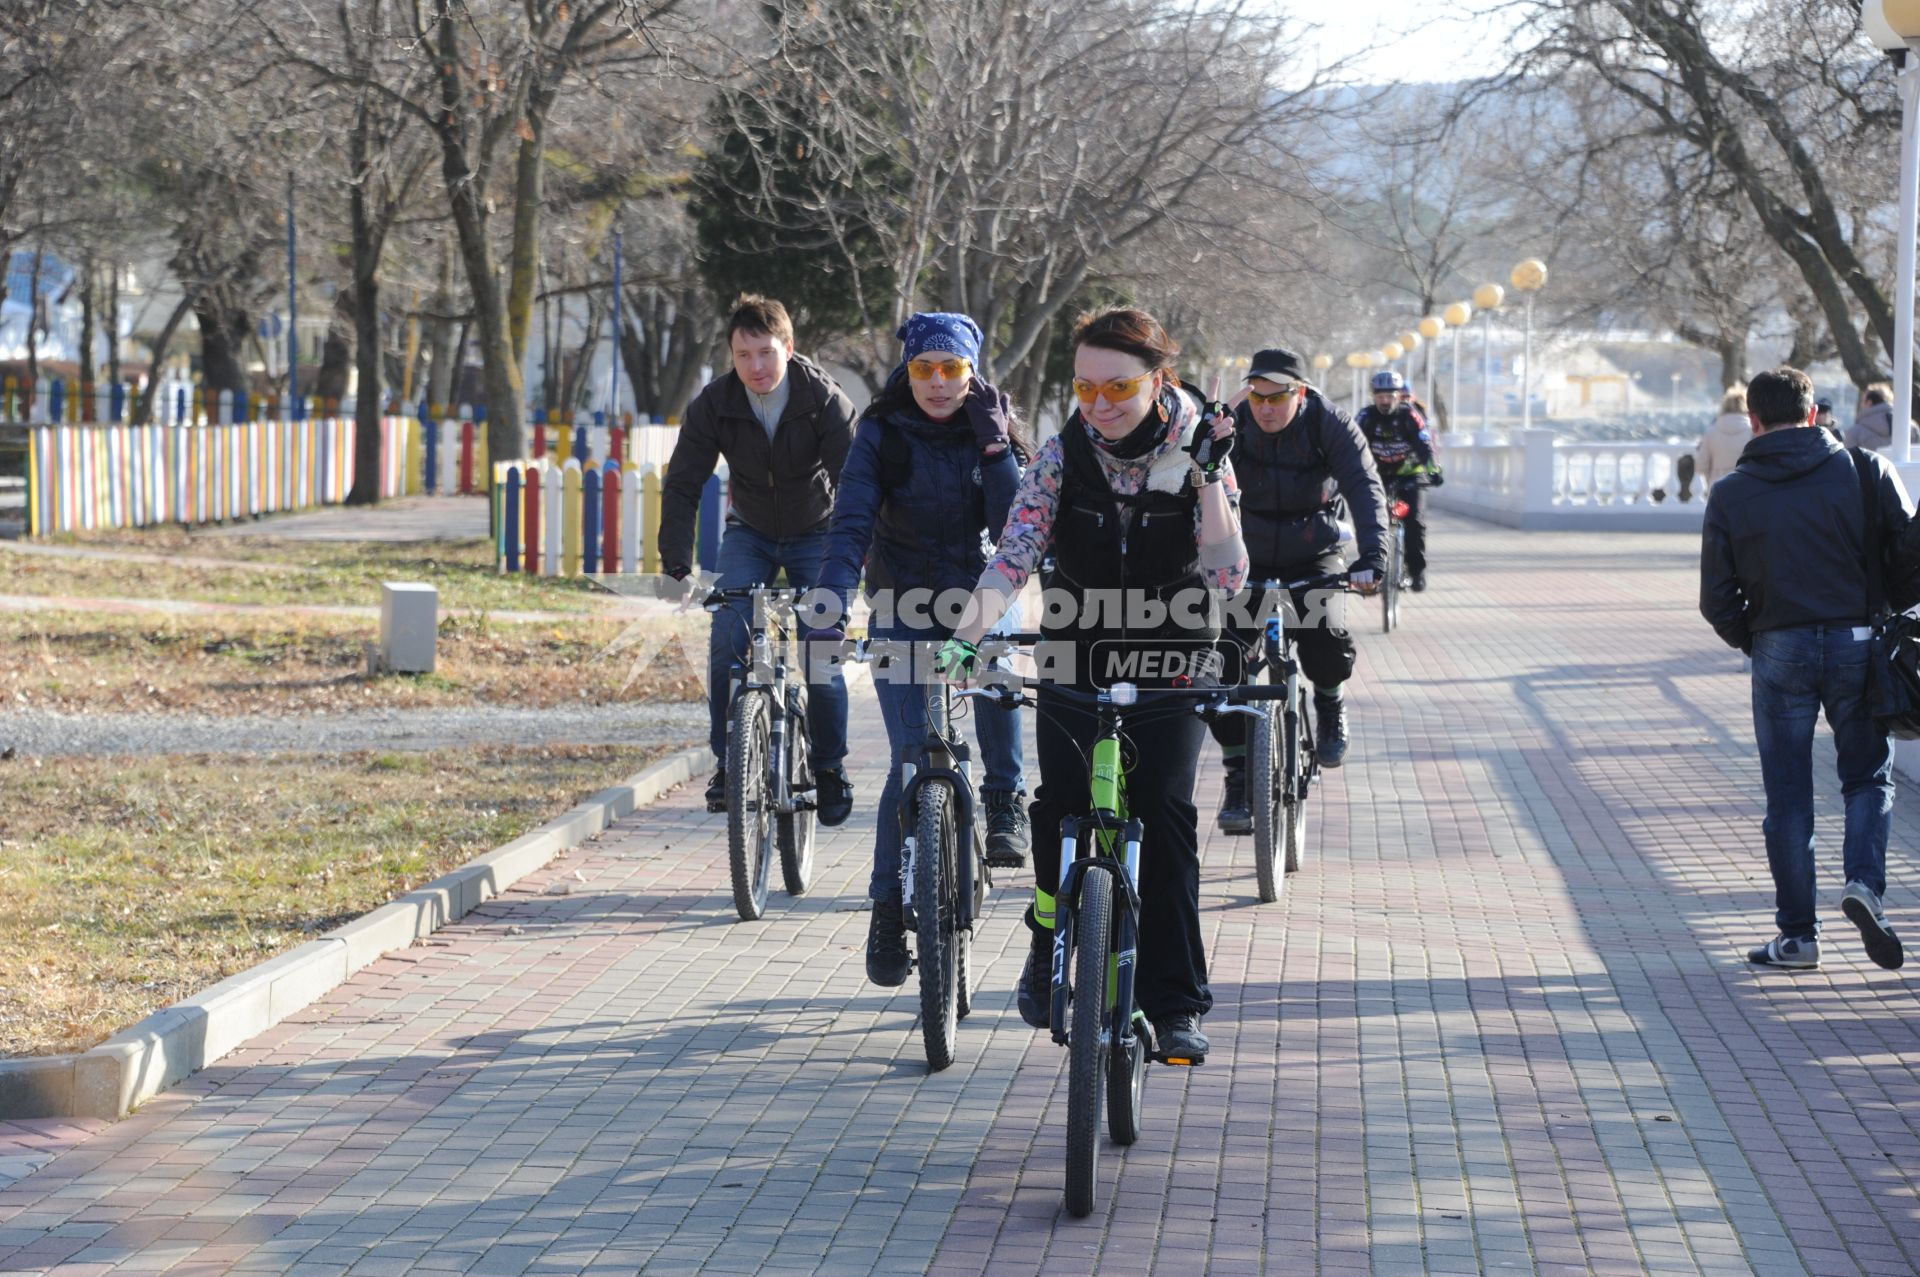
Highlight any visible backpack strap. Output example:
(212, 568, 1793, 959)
(1851, 446, 1887, 619)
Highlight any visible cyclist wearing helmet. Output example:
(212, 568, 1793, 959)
(1357, 369, 1443, 592)
(1213, 348, 1388, 833)
(937, 306, 1246, 1064)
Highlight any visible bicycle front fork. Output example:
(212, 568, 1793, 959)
(1050, 815, 1144, 1048)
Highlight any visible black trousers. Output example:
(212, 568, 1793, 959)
(1208, 586, 1356, 752)
(1029, 687, 1211, 1020)
(1393, 480, 1428, 576)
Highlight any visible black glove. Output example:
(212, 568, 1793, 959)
(653, 565, 692, 601)
(1427, 470, 1445, 489)
(1187, 404, 1236, 481)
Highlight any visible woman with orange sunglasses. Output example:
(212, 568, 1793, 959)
(937, 306, 1245, 1063)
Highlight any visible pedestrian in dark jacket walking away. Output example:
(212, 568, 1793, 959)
(657, 294, 859, 824)
(815, 312, 1029, 987)
(1213, 347, 1388, 832)
(1700, 366, 1913, 970)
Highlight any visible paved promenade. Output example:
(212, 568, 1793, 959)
(3, 515, 1919, 1275)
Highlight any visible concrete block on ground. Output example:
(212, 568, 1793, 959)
(380, 582, 438, 673)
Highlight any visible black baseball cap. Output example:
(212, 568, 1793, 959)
(1817, 398, 1834, 411)
(1245, 348, 1311, 387)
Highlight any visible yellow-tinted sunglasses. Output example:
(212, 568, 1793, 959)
(1247, 383, 1303, 406)
(1071, 373, 1156, 406)
(908, 357, 972, 381)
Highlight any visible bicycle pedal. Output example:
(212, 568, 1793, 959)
(1157, 1054, 1205, 1067)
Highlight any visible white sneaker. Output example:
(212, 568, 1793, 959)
(1747, 934, 1819, 968)
(1842, 881, 1904, 970)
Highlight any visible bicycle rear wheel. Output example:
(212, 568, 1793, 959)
(727, 689, 774, 921)
(1284, 685, 1312, 875)
(1065, 868, 1113, 1218)
(915, 779, 960, 1071)
(1108, 1011, 1146, 1146)
(777, 688, 816, 895)
(1248, 703, 1281, 904)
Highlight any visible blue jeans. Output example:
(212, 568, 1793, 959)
(866, 622, 1026, 905)
(707, 522, 848, 770)
(1751, 625, 1893, 938)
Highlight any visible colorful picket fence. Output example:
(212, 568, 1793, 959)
(24, 417, 417, 536)
(491, 458, 729, 577)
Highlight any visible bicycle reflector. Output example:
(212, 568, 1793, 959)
(1392, 500, 1410, 519)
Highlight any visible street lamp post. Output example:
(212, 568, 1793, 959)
(1399, 331, 1422, 385)
(1418, 315, 1447, 421)
(1312, 352, 1333, 402)
(1473, 283, 1504, 430)
(1443, 301, 1473, 433)
(1510, 260, 1548, 430)
(1346, 352, 1367, 411)
(1670, 372, 1681, 415)
(1864, 1, 1920, 464)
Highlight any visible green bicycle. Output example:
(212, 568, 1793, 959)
(975, 675, 1288, 1217)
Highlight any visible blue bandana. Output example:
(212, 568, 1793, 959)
(898, 312, 984, 367)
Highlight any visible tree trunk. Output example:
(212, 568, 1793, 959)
(193, 291, 252, 406)
(424, 239, 456, 412)
(348, 114, 384, 506)
(105, 260, 121, 388)
(1717, 338, 1747, 396)
(131, 292, 197, 426)
(312, 286, 355, 404)
(26, 247, 41, 410)
(505, 89, 555, 373)
(77, 254, 95, 417)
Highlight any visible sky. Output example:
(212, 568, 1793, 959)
(1296, 0, 1526, 85)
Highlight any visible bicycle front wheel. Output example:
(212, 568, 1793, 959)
(1065, 868, 1113, 1218)
(1248, 703, 1281, 904)
(915, 779, 961, 1071)
(727, 689, 775, 921)
(777, 688, 816, 896)
(1383, 524, 1401, 633)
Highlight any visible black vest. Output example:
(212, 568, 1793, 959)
(1043, 415, 1220, 687)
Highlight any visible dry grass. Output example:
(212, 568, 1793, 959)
(0, 608, 708, 714)
(8, 532, 619, 615)
(0, 743, 688, 1058)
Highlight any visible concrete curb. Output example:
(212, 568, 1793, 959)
(0, 743, 710, 1120)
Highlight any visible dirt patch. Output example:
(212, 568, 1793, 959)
(0, 609, 707, 715)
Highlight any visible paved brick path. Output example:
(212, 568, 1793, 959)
(3, 515, 1919, 1275)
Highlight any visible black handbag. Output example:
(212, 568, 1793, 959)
(1850, 448, 1920, 738)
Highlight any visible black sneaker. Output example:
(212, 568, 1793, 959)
(984, 790, 1030, 868)
(866, 901, 911, 987)
(1842, 881, 1904, 970)
(816, 767, 854, 827)
(1015, 917, 1052, 1029)
(1216, 762, 1251, 835)
(1150, 1012, 1209, 1063)
(1409, 572, 1427, 593)
(1314, 695, 1349, 769)
(704, 766, 727, 813)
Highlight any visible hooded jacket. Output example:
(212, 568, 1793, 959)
(1841, 400, 1920, 451)
(819, 378, 1020, 625)
(656, 355, 857, 572)
(1699, 425, 1914, 653)
(1692, 412, 1751, 490)
(1232, 389, 1389, 577)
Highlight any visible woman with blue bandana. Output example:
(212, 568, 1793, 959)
(817, 311, 1032, 987)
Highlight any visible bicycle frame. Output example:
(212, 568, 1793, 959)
(1051, 698, 1145, 1055)
(711, 587, 809, 819)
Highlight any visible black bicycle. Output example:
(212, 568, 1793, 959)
(1239, 573, 1354, 901)
(974, 676, 1288, 1217)
(705, 585, 816, 920)
(1381, 475, 1426, 632)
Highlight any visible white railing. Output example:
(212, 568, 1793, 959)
(1432, 429, 1707, 530)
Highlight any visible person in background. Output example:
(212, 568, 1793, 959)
(1843, 383, 1920, 452)
(1816, 399, 1840, 439)
(1700, 365, 1912, 971)
(1693, 387, 1751, 492)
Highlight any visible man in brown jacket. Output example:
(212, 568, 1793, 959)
(658, 295, 858, 822)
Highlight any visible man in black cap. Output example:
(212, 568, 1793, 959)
(1212, 347, 1390, 833)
